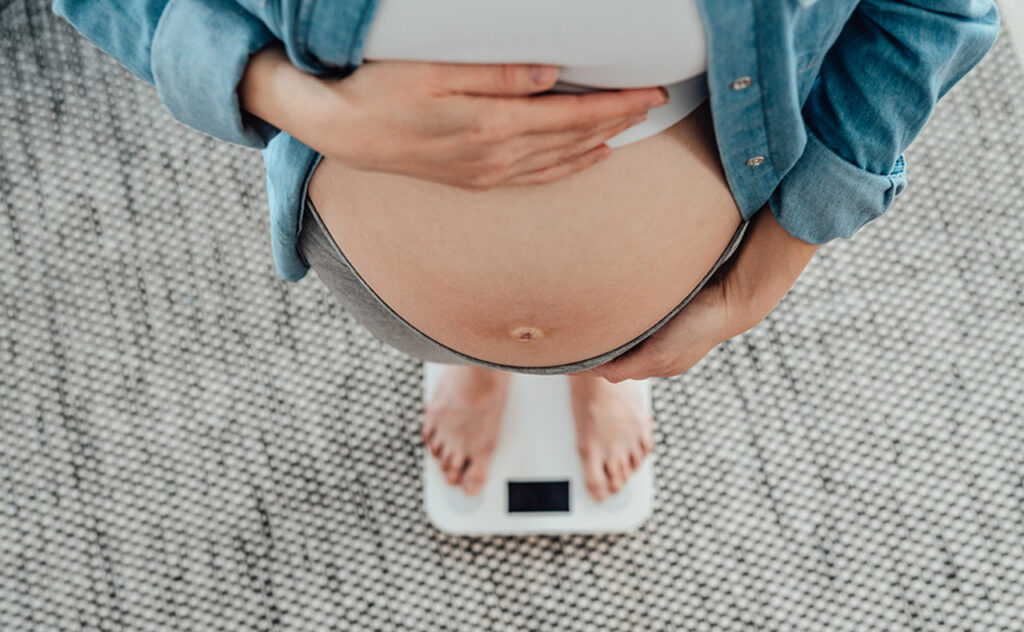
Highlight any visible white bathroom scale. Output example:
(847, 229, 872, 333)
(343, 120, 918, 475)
(422, 361, 654, 536)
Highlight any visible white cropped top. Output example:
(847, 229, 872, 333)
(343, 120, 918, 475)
(360, 0, 709, 148)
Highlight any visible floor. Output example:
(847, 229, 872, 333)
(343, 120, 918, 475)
(1, 2, 1023, 630)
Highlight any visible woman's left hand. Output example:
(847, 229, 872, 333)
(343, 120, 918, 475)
(573, 202, 821, 383)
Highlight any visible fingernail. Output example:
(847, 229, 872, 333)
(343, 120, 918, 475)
(652, 87, 670, 106)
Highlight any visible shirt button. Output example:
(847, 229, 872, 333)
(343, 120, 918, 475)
(745, 156, 765, 167)
(730, 76, 752, 91)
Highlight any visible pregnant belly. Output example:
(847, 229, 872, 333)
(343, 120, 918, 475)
(306, 99, 742, 367)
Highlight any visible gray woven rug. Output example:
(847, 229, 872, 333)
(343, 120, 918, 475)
(3, 1, 1024, 630)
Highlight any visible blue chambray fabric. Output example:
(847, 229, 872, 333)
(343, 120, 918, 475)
(52, 0, 1000, 282)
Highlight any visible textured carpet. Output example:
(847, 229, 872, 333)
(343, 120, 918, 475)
(2, 1, 1024, 630)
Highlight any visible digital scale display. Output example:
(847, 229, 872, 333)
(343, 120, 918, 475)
(507, 480, 570, 513)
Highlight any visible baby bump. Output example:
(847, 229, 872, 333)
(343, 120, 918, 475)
(306, 99, 742, 367)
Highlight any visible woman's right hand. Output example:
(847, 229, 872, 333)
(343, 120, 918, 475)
(240, 45, 669, 190)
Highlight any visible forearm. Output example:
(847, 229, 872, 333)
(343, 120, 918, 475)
(725, 202, 820, 335)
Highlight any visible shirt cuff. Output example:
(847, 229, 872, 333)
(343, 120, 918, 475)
(151, 0, 279, 148)
(768, 122, 908, 245)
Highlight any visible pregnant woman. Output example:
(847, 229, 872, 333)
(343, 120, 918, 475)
(55, 0, 1000, 500)
(298, 1, 755, 500)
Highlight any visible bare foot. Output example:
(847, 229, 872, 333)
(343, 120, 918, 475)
(569, 374, 654, 501)
(421, 364, 512, 494)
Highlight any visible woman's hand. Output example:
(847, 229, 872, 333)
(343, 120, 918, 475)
(240, 44, 669, 190)
(573, 203, 822, 383)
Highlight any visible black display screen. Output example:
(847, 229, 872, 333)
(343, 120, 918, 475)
(507, 480, 570, 513)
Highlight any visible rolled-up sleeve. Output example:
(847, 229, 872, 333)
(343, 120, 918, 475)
(53, 0, 279, 148)
(768, 0, 1001, 244)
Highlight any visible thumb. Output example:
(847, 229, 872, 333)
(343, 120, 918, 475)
(432, 62, 559, 96)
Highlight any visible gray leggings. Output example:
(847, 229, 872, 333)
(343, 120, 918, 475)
(297, 195, 750, 375)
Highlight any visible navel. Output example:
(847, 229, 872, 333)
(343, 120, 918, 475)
(509, 325, 545, 342)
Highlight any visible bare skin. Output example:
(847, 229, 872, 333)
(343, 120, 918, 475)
(568, 372, 654, 501)
(421, 364, 653, 500)
(241, 50, 820, 502)
(421, 365, 510, 495)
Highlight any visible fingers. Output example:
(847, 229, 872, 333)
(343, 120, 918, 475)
(449, 90, 660, 190)
(499, 144, 612, 188)
(518, 108, 644, 149)
(588, 288, 737, 382)
(430, 62, 560, 96)
(497, 87, 668, 136)
(457, 111, 641, 189)
(501, 112, 645, 182)
(409, 66, 667, 191)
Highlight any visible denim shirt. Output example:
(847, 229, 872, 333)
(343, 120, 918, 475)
(53, 0, 1000, 283)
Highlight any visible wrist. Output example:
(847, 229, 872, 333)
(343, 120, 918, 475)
(238, 43, 337, 145)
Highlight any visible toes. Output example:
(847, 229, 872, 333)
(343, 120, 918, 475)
(629, 440, 649, 470)
(582, 451, 609, 501)
(433, 439, 471, 488)
(605, 458, 628, 494)
(438, 443, 453, 468)
(443, 452, 468, 486)
(462, 440, 498, 494)
(460, 459, 488, 495)
(421, 421, 436, 444)
(428, 435, 444, 459)
(639, 433, 653, 456)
